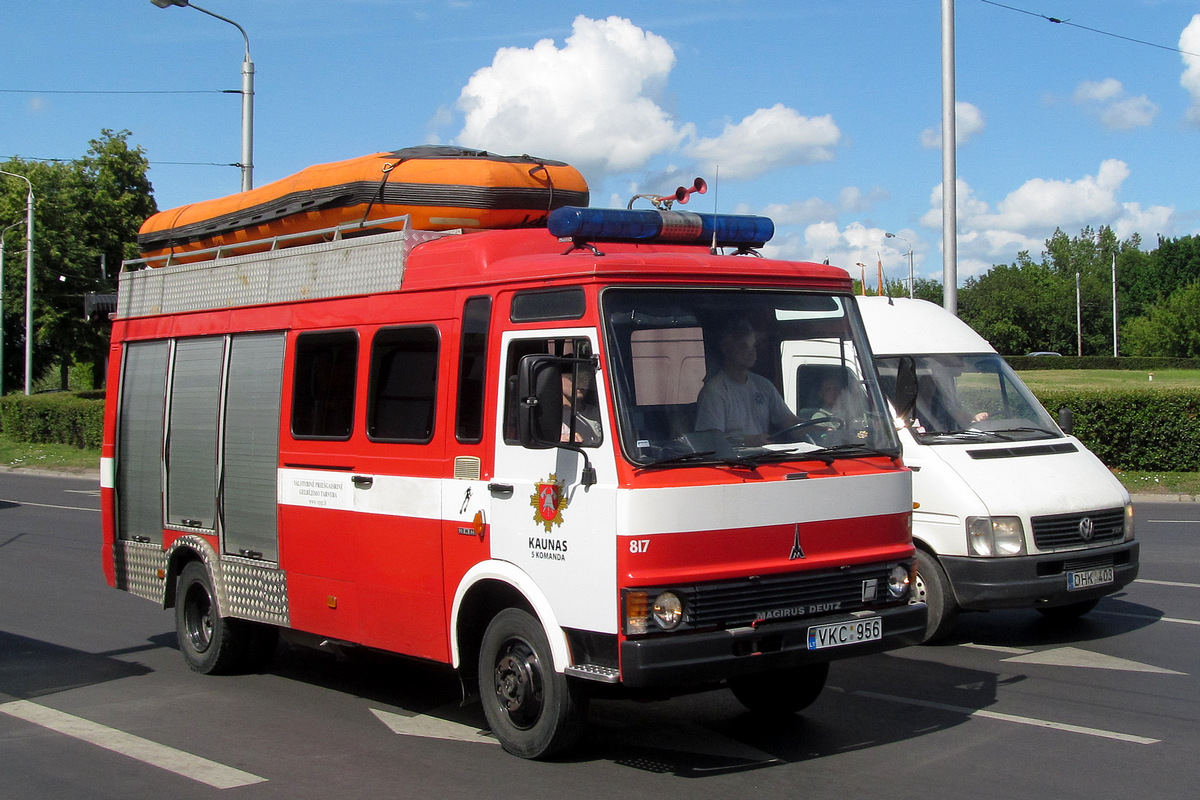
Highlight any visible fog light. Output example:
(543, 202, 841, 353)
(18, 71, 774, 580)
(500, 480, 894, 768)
(887, 564, 910, 599)
(652, 592, 683, 630)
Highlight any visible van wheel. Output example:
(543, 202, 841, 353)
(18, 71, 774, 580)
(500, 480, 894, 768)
(478, 609, 588, 759)
(730, 662, 829, 715)
(175, 562, 247, 675)
(913, 549, 958, 643)
(1036, 598, 1099, 620)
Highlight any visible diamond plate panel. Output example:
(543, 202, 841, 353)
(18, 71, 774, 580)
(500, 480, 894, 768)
(222, 559, 290, 625)
(112, 541, 167, 603)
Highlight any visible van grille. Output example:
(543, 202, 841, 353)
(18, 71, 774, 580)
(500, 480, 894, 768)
(687, 563, 903, 628)
(1031, 508, 1125, 550)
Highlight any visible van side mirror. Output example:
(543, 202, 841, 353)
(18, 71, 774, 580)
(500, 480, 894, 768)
(893, 356, 918, 420)
(1057, 406, 1074, 435)
(516, 355, 564, 447)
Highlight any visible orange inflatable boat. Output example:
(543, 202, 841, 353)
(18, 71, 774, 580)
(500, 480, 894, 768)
(137, 145, 589, 262)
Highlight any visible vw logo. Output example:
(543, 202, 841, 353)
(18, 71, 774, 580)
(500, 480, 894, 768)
(1078, 517, 1095, 542)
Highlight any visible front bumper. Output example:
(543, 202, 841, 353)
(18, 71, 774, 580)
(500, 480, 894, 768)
(941, 541, 1139, 610)
(618, 602, 927, 689)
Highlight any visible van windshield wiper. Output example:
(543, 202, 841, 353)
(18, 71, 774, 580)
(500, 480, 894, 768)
(636, 451, 759, 471)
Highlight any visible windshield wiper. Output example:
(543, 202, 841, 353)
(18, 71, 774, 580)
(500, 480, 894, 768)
(803, 443, 898, 463)
(636, 451, 759, 471)
(987, 426, 1059, 437)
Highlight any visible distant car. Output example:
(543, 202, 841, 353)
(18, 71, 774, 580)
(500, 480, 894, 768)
(1026, 351, 1062, 357)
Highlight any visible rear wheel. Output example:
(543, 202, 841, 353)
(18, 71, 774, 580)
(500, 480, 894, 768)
(729, 662, 829, 716)
(477, 608, 588, 759)
(175, 562, 249, 675)
(913, 549, 958, 643)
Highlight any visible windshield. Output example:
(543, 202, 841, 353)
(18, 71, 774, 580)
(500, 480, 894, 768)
(875, 353, 1061, 443)
(601, 288, 899, 467)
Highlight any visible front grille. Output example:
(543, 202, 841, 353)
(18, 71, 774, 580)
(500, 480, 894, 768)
(1031, 507, 1125, 550)
(687, 563, 902, 628)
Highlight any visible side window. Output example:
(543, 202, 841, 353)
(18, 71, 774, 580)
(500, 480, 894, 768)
(456, 296, 491, 443)
(368, 326, 440, 442)
(503, 337, 601, 447)
(291, 331, 357, 439)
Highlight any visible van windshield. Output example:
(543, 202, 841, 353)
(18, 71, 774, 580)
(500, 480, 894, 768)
(601, 288, 899, 467)
(875, 353, 1061, 443)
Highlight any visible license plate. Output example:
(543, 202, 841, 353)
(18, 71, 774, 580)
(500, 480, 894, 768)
(1067, 567, 1114, 590)
(807, 617, 882, 650)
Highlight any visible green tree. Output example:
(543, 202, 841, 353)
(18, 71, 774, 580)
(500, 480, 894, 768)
(0, 129, 155, 393)
(1121, 281, 1200, 357)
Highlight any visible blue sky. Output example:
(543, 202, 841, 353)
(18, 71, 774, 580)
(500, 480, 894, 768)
(4, 1, 1199, 284)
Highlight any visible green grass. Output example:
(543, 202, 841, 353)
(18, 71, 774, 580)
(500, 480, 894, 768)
(1016, 369, 1200, 391)
(0, 434, 99, 475)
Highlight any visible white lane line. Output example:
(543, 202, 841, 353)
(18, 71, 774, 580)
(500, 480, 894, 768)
(0, 498, 98, 513)
(1093, 610, 1200, 626)
(1135, 578, 1200, 589)
(852, 691, 1160, 745)
(370, 708, 498, 745)
(959, 643, 1033, 654)
(0, 700, 266, 789)
(1001, 646, 1185, 675)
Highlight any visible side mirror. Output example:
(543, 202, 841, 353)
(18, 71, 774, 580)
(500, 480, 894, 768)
(1058, 406, 1074, 435)
(893, 356, 918, 420)
(516, 355, 564, 447)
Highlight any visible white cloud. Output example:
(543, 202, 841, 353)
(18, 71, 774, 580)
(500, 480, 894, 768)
(683, 104, 841, 180)
(1181, 14, 1200, 125)
(922, 160, 1175, 277)
(753, 186, 887, 226)
(455, 16, 686, 174)
(920, 101, 985, 148)
(1073, 78, 1157, 130)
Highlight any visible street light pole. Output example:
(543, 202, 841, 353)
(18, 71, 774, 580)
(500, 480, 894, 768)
(885, 232, 914, 299)
(151, 0, 254, 191)
(0, 170, 34, 395)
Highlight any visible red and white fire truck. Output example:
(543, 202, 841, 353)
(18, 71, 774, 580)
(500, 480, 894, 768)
(101, 166, 924, 758)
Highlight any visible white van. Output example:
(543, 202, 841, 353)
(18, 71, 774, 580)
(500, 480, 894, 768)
(856, 297, 1138, 641)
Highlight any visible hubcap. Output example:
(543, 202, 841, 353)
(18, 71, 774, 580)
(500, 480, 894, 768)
(184, 584, 214, 654)
(493, 637, 544, 730)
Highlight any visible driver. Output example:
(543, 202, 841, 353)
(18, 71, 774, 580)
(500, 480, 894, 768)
(695, 320, 798, 445)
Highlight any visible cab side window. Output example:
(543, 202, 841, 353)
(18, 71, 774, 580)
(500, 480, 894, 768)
(368, 326, 440, 442)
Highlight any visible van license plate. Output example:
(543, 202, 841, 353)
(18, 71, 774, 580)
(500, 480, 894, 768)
(807, 618, 882, 650)
(1067, 567, 1114, 590)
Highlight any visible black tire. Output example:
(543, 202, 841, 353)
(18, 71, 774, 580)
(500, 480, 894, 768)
(1036, 598, 1099, 620)
(913, 549, 958, 643)
(175, 561, 248, 675)
(477, 608, 588, 759)
(729, 662, 829, 716)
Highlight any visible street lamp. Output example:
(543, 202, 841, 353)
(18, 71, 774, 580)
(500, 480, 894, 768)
(0, 170, 34, 395)
(151, 0, 255, 191)
(884, 232, 914, 299)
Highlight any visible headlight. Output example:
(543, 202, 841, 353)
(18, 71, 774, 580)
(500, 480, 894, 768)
(652, 592, 684, 630)
(966, 516, 1026, 557)
(1124, 504, 1135, 541)
(887, 564, 910, 599)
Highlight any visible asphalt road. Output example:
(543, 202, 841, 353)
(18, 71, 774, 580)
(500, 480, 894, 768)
(2, 470, 1197, 799)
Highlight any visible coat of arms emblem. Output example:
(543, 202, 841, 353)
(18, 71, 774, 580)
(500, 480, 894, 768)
(531, 474, 568, 532)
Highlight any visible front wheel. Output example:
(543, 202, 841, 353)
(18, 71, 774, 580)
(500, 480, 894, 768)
(477, 608, 588, 759)
(913, 549, 958, 643)
(729, 662, 829, 716)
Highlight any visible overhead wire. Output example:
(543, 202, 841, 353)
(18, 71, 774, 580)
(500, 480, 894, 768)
(979, 0, 1200, 59)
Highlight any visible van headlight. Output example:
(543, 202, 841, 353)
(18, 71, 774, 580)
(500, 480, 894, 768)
(966, 516, 1027, 557)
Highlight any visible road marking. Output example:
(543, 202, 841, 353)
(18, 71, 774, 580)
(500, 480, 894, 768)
(853, 691, 1160, 745)
(960, 643, 1033, 654)
(0, 700, 266, 789)
(0, 498, 98, 513)
(1001, 646, 1185, 675)
(1135, 578, 1200, 589)
(1144, 518, 1200, 524)
(1094, 610, 1200, 626)
(370, 708, 498, 745)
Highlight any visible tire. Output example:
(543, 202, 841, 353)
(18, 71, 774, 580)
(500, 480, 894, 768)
(477, 608, 588, 759)
(1036, 598, 1099, 620)
(729, 662, 829, 716)
(913, 549, 958, 643)
(175, 561, 248, 675)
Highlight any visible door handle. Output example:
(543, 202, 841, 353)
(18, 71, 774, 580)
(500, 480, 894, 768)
(488, 482, 514, 498)
(351, 475, 374, 489)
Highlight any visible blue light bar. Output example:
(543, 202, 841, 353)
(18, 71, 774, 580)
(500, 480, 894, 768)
(547, 207, 774, 249)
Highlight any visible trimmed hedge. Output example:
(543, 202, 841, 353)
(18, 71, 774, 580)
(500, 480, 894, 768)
(1033, 388, 1200, 472)
(0, 392, 105, 450)
(1007, 355, 1200, 371)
